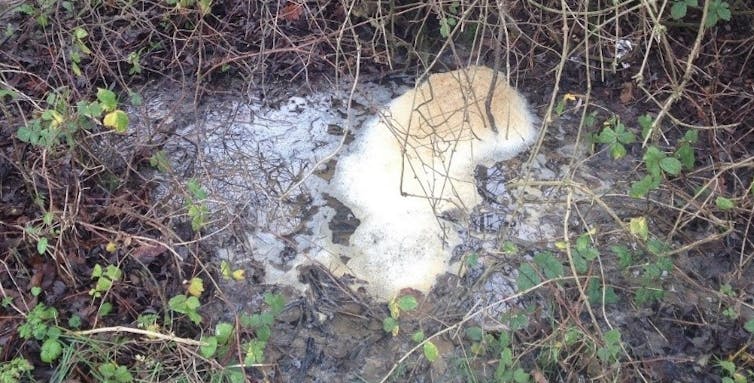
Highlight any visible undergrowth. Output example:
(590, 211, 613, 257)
(1, 0, 752, 382)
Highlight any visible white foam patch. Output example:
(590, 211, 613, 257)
(325, 66, 537, 299)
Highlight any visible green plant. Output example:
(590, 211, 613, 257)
(18, 303, 64, 363)
(126, 50, 143, 75)
(717, 359, 749, 383)
(185, 179, 209, 232)
(596, 329, 623, 364)
(516, 251, 563, 292)
(238, 292, 286, 365)
(69, 27, 91, 77)
(438, 1, 459, 38)
(494, 331, 531, 383)
(199, 322, 234, 358)
(149, 150, 171, 172)
(90, 264, 123, 298)
(634, 254, 673, 305)
(595, 116, 636, 159)
(168, 294, 202, 324)
(705, 0, 732, 27)
(382, 295, 418, 336)
(97, 362, 133, 383)
(16, 0, 56, 27)
(670, 0, 731, 27)
(671, 0, 699, 20)
(0, 357, 33, 382)
(17, 88, 129, 149)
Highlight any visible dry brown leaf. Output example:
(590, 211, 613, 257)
(279, 2, 303, 22)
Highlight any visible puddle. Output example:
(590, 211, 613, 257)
(126, 75, 603, 305)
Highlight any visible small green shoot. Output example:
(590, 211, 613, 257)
(98, 362, 133, 383)
(169, 294, 202, 324)
(596, 329, 623, 364)
(18, 303, 63, 363)
(383, 295, 418, 336)
(595, 116, 636, 159)
(90, 264, 123, 298)
(671, 0, 698, 20)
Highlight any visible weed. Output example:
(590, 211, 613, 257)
(596, 329, 623, 364)
(717, 359, 751, 383)
(18, 303, 64, 363)
(595, 116, 636, 159)
(168, 294, 202, 324)
(185, 178, 209, 232)
(89, 264, 123, 298)
(238, 292, 286, 365)
(0, 357, 33, 382)
(17, 88, 129, 149)
(97, 362, 133, 383)
(382, 295, 418, 336)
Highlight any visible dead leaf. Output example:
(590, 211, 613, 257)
(279, 2, 303, 22)
(620, 82, 634, 104)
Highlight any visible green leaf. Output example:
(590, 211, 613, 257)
(744, 319, 754, 334)
(615, 123, 636, 144)
(186, 178, 208, 200)
(382, 317, 399, 334)
(533, 251, 563, 279)
(31, 286, 42, 297)
(396, 295, 418, 312)
(506, 312, 529, 332)
(630, 174, 660, 198)
(103, 110, 129, 133)
(610, 143, 627, 159)
(516, 264, 540, 291)
(439, 18, 451, 38)
(129, 92, 143, 106)
(244, 339, 267, 364)
(40, 339, 63, 363)
(715, 196, 734, 211)
(643, 146, 665, 178)
(611, 245, 633, 269)
(37, 237, 48, 254)
(17, 125, 37, 143)
(255, 324, 271, 342)
(715, 1, 731, 21)
(586, 278, 618, 305)
(423, 341, 439, 362)
(149, 150, 171, 172)
(638, 114, 654, 139)
(513, 368, 531, 383)
(629, 216, 649, 241)
(501, 241, 518, 254)
(683, 129, 698, 143)
(200, 336, 218, 358)
(675, 143, 695, 170)
(96, 88, 118, 111)
(554, 99, 566, 115)
(597, 127, 617, 144)
(465, 326, 484, 342)
(718, 360, 736, 375)
(571, 251, 588, 274)
(215, 322, 234, 344)
(671, 1, 687, 19)
(264, 292, 286, 316)
(659, 157, 682, 176)
(73, 27, 88, 39)
(98, 302, 113, 317)
(411, 331, 425, 343)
